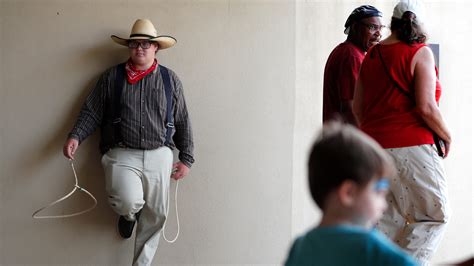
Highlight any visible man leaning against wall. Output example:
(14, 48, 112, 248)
(63, 19, 194, 266)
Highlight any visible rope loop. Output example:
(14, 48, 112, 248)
(32, 159, 97, 219)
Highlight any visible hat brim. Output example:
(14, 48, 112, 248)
(111, 35, 177, 50)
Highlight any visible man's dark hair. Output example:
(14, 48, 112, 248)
(390, 11, 427, 44)
(308, 122, 394, 210)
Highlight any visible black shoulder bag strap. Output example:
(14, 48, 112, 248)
(113, 63, 126, 145)
(376, 44, 445, 157)
(159, 65, 174, 146)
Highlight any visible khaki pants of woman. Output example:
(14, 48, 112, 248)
(101, 147, 173, 266)
(375, 144, 449, 266)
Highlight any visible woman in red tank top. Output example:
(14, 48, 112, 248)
(353, 2, 451, 265)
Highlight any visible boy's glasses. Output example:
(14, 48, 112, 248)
(374, 179, 390, 192)
(359, 22, 385, 33)
(128, 41, 153, 49)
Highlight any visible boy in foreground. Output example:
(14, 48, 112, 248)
(285, 123, 417, 266)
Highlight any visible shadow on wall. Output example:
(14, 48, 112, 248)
(70, 41, 127, 70)
(26, 42, 129, 231)
(17, 41, 126, 176)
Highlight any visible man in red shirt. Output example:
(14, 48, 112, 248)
(323, 5, 384, 125)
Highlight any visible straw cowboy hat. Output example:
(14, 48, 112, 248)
(111, 19, 176, 50)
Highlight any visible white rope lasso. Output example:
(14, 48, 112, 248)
(32, 159, 179, 241)
(162, 179, 180, 243)
(32, 159, 97, 219)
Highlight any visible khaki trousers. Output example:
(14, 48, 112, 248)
(375, 144, 449, 266)
(101, 147, 173, 266)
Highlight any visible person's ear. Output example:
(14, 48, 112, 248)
(338, 180, 358, 206)
(348, 23, 357, 36)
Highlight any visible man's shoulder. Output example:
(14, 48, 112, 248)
(331, 41, 364, 58)
(325, 42, 364, 71)
(101, 63, 124, 76)
(159, 64, 177, 75)
(158, 64, 181, 83)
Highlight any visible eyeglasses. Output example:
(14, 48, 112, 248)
(359, 22, 386, 33)
(128, 41, 154, 49)
(373, 178, 390, 192)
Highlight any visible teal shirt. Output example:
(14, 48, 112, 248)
(285, 225, 418, 266)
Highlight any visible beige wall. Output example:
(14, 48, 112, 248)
(0, 0, 472, 265)
(1, 0, 294, 265)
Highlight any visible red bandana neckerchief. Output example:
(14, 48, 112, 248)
(125, 59, 158, 84)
